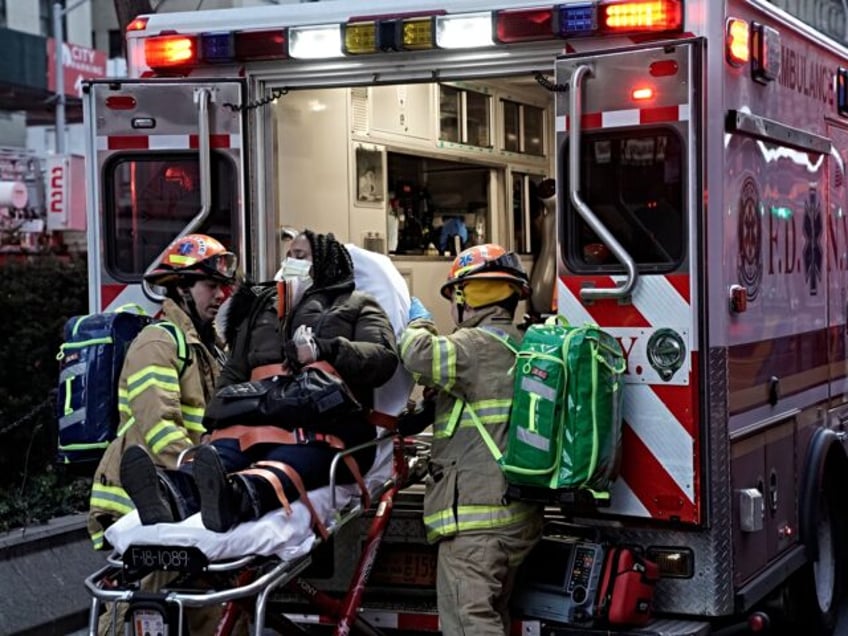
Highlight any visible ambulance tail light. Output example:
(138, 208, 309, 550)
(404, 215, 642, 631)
(649, 59, 678, 77)
(436, 13, 494, 49)
(144, 34, 198, 70)
(494, 8, 556, 43)
(726, 18, 750, 67)
(646, 547, 694, 578)
(631, 86, 654, 101)
(599, 0, 683, 34)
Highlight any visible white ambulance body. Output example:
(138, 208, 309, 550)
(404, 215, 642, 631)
(82, 0, 848, 632)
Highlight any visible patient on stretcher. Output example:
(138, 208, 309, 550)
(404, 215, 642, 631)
(120, 231, 399, 534)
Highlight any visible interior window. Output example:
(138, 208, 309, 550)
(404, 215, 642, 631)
(563, 128, 685, 271)
(104, 152, 237, 279)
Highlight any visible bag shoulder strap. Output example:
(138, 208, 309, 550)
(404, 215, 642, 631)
(441, 326, 519, 462)
(152, 321, 191, 377)
(476, 325, 520, 354)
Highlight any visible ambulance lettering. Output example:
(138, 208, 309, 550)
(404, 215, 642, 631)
(615, 335, 639, 376)
(827, 212, 848, 272)
(779, 45, 834, 105)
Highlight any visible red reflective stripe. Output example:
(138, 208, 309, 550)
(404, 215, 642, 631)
(666, 273, 691, 304)
(562, 277, 651, 328)
(108, 136, 149, 150)
(640, 104, 682, 124)
(100, 284, 126, 311)
(619, 423, 698, 523)
(565, 112, 603, 130)
(188, 134, 231, 148)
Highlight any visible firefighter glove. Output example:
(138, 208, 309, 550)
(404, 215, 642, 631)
(408, 297, 432, 322)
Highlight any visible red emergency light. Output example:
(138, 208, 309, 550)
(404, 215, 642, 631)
(126, 17, 149, 32)
(495, 8, 556, 43)
(144, 34, 199, 70)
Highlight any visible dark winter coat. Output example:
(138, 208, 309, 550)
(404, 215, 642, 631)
(215, 278, 398, 447)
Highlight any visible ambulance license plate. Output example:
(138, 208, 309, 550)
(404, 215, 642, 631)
(124, 544, 208, 575)
(369, 543, 437, 587)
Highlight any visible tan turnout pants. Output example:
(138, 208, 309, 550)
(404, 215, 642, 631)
(435, 517, 543, 636)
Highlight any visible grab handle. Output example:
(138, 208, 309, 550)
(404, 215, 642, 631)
(568, 64, 638, 301)
(142, 87, 215, 302)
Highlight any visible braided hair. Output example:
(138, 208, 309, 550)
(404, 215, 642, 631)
(301, 230, 354, 289)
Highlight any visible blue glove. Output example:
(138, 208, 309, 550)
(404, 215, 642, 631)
(408, 296, 432, 322)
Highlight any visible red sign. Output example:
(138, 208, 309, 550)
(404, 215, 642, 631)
(47, 39, 108, 98)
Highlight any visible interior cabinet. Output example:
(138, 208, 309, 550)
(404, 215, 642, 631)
(369, 84, 432, 140)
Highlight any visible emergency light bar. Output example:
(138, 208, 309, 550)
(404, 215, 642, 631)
(137, 0, 685, 70)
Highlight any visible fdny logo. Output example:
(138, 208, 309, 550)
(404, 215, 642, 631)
(737, 176, 763, 302)
(802, 189, 823, 296)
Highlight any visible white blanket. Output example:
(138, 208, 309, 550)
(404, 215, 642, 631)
(105, 435, 394, 561)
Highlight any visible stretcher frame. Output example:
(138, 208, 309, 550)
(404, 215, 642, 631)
(84, 433, 428, 636)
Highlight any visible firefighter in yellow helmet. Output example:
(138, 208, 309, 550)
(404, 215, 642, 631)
(399, 244, 544, 635)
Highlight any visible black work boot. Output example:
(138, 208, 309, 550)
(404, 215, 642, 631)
(194, 444, 258, 532)
(121, 445, 179, 525)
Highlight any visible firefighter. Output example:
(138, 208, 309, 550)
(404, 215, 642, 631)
(399, 243, 544, 636)
(87, 233, 239, 633)
(88, 233, 237, 543)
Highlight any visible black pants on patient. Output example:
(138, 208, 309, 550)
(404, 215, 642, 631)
(164, 438, 376, 519)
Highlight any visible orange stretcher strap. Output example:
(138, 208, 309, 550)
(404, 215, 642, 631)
(367, 410, 398, 431)
(250, 363, 289, 381)
(237, 467, 293, 516)
(255, 460, 329, 540)
(289, 432, 370, 510)
(211, 425, 297, 451)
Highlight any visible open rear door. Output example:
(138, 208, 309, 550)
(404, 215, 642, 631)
(554, 41, 703, 524)
(82, 79, 246, 312)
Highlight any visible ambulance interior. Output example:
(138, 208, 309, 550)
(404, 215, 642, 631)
(268, 75, 687, 328)
(269, 76, 554, 330)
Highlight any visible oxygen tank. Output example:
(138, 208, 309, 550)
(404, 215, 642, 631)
(529, 178, 556, 316)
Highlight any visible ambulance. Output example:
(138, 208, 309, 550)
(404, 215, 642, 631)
(82, 0, 848, 632)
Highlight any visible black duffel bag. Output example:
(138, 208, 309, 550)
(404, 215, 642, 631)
(202, 362, 362, 431)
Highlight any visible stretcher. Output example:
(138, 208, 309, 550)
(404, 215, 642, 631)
(84, 431, 430, 636)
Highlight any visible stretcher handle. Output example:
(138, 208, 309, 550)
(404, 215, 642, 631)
(329, 431, 397, 509)
(567, 64, 638, 301)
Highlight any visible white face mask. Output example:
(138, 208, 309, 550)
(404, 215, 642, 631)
(274, 257, 312, 283)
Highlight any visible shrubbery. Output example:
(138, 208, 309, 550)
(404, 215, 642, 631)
(0, 253, 90, 530)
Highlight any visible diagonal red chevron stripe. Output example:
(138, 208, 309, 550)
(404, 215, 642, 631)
(620, 424, 699, 523)
(650, 355, 698, 438)
(665, 273, 691, 304)
(563, 276, 651, 327)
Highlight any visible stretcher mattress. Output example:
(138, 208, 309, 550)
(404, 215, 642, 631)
(105, 436, 394, 562)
